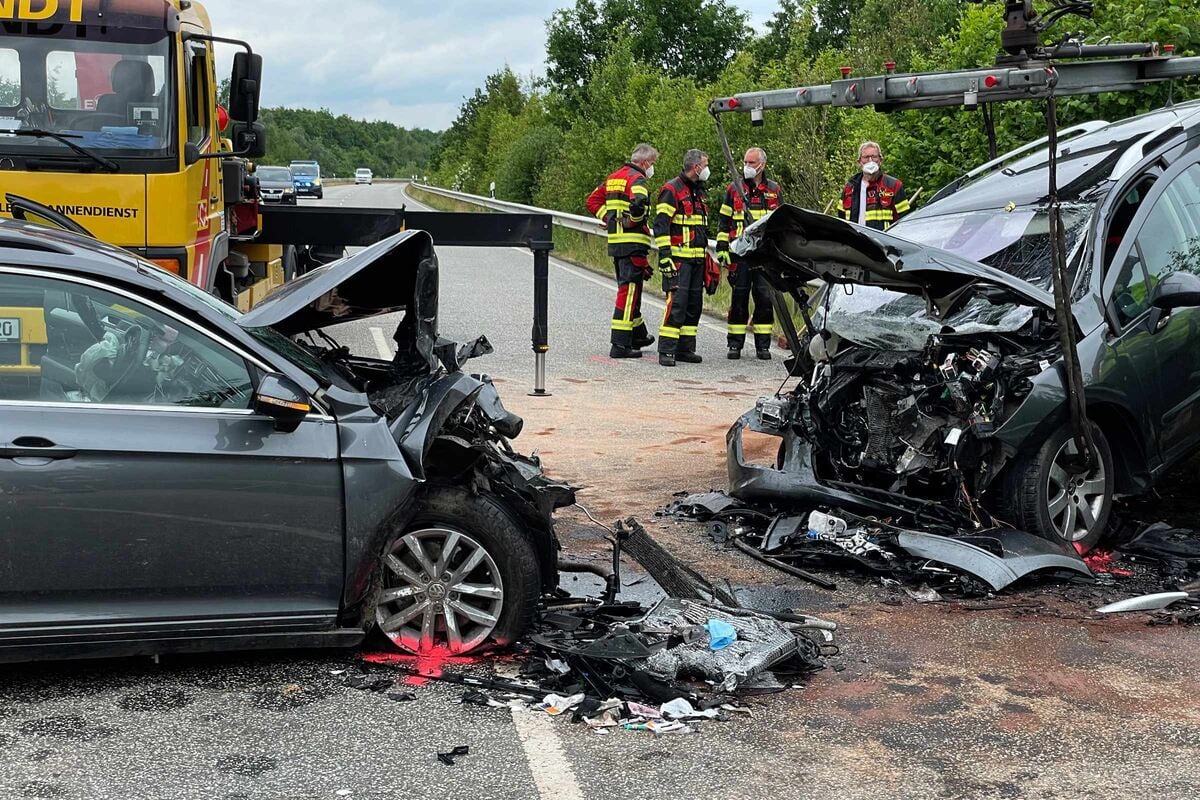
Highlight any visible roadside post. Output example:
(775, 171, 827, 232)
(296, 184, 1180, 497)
(257, 201, 556, 395)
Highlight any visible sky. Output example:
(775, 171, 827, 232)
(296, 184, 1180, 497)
(201, 0, 782, 131)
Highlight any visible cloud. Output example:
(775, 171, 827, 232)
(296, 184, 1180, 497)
(199, 0, 784, 131)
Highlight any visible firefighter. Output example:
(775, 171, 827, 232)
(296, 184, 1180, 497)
(716, 147, 782, 360)
(654, 149, 712, 367)
(599, 144, 658, 358)
(836, 141, 911, 230)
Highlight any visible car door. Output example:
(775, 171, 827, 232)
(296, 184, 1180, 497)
(0, 268, 344, 635)
(1102, 157, 1200, 465)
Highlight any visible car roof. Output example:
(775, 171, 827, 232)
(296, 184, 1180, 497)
(911, 100, 1200, 218)
(0, 219, 232, 320)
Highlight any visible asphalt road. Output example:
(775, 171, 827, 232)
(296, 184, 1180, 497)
(321, 181, 788, 386)
(3, 183, 1198, 800)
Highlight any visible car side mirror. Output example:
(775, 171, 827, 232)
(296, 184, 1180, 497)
(1151, 271, 1200, 311)
(254, 372, 311, 432)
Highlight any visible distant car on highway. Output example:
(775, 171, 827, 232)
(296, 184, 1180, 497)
(355, 168, 373, 186)
(290, 160, 323, 199)
(0, 220, 570, 663)
(256, 166, 297, 205)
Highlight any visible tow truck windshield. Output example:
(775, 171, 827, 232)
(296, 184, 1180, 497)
(0, 23, 173, 164)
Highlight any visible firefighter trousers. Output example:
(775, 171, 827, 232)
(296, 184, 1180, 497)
(610, 255, 651, 348)
(659, 258, 704, 356)
(727, 262, 774, 351)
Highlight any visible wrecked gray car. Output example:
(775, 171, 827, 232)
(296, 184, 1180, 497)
(0, 222, 571, 662)
(729, 104, 1200, 551)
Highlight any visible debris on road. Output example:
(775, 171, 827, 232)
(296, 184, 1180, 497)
(436, 745, 470, 766)
(663, 490, 1200, 620)
(1096, 592, 1190, 613)
(356, 516, 837, 736)
(665, 495, 1092, 597)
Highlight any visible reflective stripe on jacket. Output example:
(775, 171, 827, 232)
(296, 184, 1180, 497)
(717, 177, 782, 251)
(602, 163, 652, 254)
(836, 173, 911, 230)
(653, 175, 709, 261)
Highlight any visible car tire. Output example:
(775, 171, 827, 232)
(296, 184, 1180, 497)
(374, 487, 540, 654)
(1001, 422, 1114, 552)
(315, 190, 323, 200)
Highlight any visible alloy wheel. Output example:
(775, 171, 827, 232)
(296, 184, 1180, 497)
(376, 527, 505, 654)
(1046, 440, 1108, 543)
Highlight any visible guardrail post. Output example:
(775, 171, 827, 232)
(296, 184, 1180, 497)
(529, 240, 553, 396)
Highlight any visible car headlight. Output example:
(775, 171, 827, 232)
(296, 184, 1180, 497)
(283, 187, 294, 194)
(313, 178, 322, 186)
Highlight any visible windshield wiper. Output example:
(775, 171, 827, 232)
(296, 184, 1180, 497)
(0, 129, 119, 172)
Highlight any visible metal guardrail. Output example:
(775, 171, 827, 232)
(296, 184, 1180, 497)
(411, 182, 718, 249)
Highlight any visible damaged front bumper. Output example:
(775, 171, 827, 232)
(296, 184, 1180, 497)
(727, 398, 950, 525)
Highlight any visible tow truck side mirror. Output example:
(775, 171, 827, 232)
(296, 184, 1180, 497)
(254, 373, 311, 433)
(230, 52, 263, 123)
(229, 121, 267, 159)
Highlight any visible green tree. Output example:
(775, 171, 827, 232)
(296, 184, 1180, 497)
(545, 0, 750, 106)
(258, 107, 439, 178)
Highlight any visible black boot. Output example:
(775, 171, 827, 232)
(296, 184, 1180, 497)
(727, 347, 741, 360)
(633, 334, 655, 349)
(609, 345, 643, 359)
(676, 352, 703, 364)
(659, 353, 676, 367)
(756, 349, 772, 360)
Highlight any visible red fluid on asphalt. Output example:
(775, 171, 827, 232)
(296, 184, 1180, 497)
(1083, 550, 1134, 577)
(360, 647, 477, 678)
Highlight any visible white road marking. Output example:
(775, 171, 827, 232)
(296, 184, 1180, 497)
(509, 707, 586, 800)
(369, 326, 392, 359)
(492, 663, 585, 800)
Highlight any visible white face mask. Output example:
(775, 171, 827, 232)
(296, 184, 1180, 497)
(862, 161, 881, 177)
(743, 164, 759, 180)
(644, 164, 655, 179)
(698, 166, 711, 182)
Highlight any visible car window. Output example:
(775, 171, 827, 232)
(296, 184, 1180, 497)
(0, 272, 253, 409)
(1103, 176, 1156, 271)
(0, 48, 20, 107)
(1111, 164, 1200, 327)
(183, 44, 210, 146)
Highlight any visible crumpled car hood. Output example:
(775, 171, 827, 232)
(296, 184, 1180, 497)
(731, 205, 1057, 319)
(239, 230, 434, 336)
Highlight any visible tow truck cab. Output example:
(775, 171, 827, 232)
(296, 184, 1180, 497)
(0, 0, 281, 314)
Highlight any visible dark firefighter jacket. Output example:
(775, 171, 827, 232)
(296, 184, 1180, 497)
(653, 175, 709, 263)
(837, 172, 911, 230)
(716, 176, 782, 253)
(597, 163, 651, 257)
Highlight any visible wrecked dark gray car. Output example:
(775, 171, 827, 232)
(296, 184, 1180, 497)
(730, 103, 1200, 551)
(0, 222, 571, 663)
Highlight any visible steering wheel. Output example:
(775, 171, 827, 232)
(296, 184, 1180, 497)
(107, 323, 151, 393)
(70, 292, 106, 341)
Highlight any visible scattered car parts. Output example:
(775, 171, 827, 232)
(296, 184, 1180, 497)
(1096, 592, 1190, 613)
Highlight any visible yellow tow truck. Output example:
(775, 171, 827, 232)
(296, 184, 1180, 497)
(0, 0, 292, 378)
